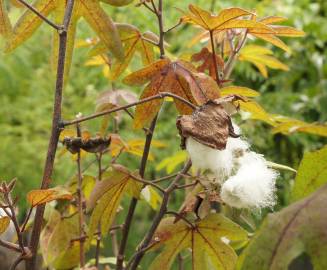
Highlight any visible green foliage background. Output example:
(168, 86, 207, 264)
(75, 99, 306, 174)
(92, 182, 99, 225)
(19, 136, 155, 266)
(0, 0, 326, 267)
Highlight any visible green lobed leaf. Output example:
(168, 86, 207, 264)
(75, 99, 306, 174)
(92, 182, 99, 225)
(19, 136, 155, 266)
(237, 184, 327, 270)
(291, 145, 327, 202)
(149, 214, 248, 270)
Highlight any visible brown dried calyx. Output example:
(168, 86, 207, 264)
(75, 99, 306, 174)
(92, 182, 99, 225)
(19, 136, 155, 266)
(63, 136, 111, 154)
(176, 95, 244, 150)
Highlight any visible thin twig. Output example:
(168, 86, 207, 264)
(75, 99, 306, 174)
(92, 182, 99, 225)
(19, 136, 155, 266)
(16, 0, 61, 30)
(164, 19, 182, 33)
(129, 174, 165, 193)
(2, 194, 25, 253)
(165, 211, 195, 228)
(116, 1, 167, 269)
(76, 123, 86, 268)
(209, 30, 222, 87)
(152, 173, 179, 183)
(178, 253, 184, 270)
(150, 0, 158, 14)
(116, 116, 159, 270)
(10, 255, 24, 270)
(20, 207, 33, 233)
(128, 160, 192, 270)
(223, 30, 248, 80)
(126, 240, 159, 269)
(0, 239, 22, 253)
(174, 180, 199, 189)
(95, 153, 103, 268)
(63, 92, 196, 126)
(26, 1, 75, 269)
(142, 2, 156, 14)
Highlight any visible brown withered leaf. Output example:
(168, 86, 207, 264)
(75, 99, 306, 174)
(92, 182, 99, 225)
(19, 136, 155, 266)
(176, 96, 243, 150)
(124, 58, 220, 129)
(63, 136, 111, 154)
(191, 47, 224, 81)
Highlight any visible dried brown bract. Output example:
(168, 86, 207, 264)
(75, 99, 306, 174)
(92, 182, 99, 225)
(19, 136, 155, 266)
(176, 95, 244, 150)
(63, 136, 111, 154)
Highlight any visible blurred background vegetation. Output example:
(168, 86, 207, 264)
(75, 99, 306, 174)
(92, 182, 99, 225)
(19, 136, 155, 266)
(0, 0, 326, 268)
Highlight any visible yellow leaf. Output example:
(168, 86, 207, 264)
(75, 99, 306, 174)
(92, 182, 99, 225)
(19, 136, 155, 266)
(140, 186, 162, 210)
(5, 0, 56, 52)
(239, 45, 289, 77)
(0, 0, 12, 37)
(238, 100, 275, 125)
(87, 165, 140, 237)
(272, 26, 305, 37)
(100, 0, 134, 6)
(80, 0, 123, 60)
(182, 5, 253, 31)
(272, 116, 327, 137)
(259, 16, 287, 25)
(0, 216, 10, 235)
(27, 186, 73, 206)
(248, 15, 304, 52)
(156, 151, 188, 173)
(51, 0, 80, 84)
(220, 86, 260, 97)
(251, 33, 291, 53)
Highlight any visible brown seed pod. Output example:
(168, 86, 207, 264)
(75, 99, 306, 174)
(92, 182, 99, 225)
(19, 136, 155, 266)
(176, 95, 245, 150)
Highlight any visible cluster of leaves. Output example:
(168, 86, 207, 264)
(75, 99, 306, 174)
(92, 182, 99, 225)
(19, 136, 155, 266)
(1, 1, 327, 270)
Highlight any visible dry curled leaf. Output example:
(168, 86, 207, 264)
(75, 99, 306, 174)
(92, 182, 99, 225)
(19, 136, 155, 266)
(63, 136, 111, 154)
(191, 47, 224, 81)
(177, 96, 242, 150)
(123, 58, 220, 128)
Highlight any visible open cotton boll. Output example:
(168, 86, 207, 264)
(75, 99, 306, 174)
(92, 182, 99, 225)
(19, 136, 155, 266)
(220, 151, 278, 209)
(186, 137, 234, 181)
(227, 123, 249, 153)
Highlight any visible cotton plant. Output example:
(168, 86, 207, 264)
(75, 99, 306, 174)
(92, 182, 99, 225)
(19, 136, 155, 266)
(181, 101, 278, 210)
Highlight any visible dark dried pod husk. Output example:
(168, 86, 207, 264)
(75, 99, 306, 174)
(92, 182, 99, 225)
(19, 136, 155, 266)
(63, 136, 111, 154)
(176, 95, 245, 150)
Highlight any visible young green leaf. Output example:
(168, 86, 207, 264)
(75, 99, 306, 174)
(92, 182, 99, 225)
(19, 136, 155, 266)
(87, 164, 141, 237)
(148, 214, 248, 270)
(40, 210, 83, 269)
(290, 145, 327, 202)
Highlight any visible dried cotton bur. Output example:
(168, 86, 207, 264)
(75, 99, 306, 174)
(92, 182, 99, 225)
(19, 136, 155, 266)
(177, 96, 278, 210)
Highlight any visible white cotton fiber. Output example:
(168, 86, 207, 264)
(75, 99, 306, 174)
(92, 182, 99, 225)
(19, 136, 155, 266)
(185, 122, 250, 183)
(220, 151, 278, 209)
(186, 137, 234, 181)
